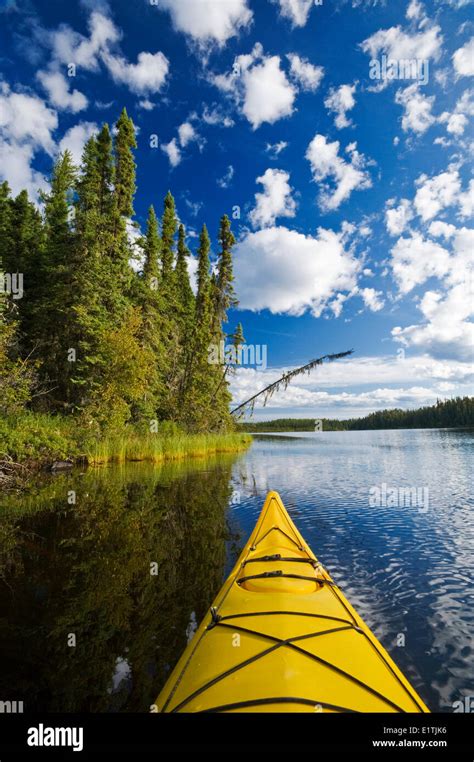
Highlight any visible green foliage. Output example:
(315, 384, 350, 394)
(175, 224, 195, 323)
(0, 458, 241, 709)
(114, 108, 137, 218)
(0, 316, 36, 416)
(161, 190, 177, 281)
(0, 411, 77, 463)
(0, 109, 242, 454)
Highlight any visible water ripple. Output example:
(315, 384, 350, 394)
(230, 429, 474, 712)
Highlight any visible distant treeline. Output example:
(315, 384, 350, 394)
(239, 397, 474, 432)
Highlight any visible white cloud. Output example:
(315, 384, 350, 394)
(0, 87, 58, 201)
(233, 225, 361, 316)
(286, 53, 324, 91)
(453, 37, 474, 78)
(178, 121, 197, 147)
(392, 283, 473, 360)
(211, 44, 296, 129)
(182, 192, 203, 218)
(217, 164, 234, 189)
(385, 198, 414, 236)
(406, 0, 424, 20)
(414, 168, 462, 220)
(160, 120, 203, 169)
(458, 179, 474, 217)
(234, 354, 472, 391)
(395, 84, 436, 133)
(161, 138, 181, 167)
(102, 50, 169, 94)
(390, 233, 450, 293)
(439, 88, 474, 142)
(37, 70, 88, 113)
(271, 0, 314, 28)
(391, 225, 474, 360)
(305, 134, 372, 211)
(211, 45, 325, 128)
(250, 169, 297, 228)
(157, 0, 252, 44)
(0, 140, 48, 200)
(241, 54, 295, 128)
(435, 68, 449, 89)
(201, 104, 235, 127)
(324, 83, 357, 129)
(58, 121, 98, 164)
(439, 111, 468, 135)
(230, 357, 472, 418)
(138, 98, 155, 111)
(49, 11, 169, 96)
(50, 11, 119, 71)
(361, 24, 443, 72)
(428, 220, 456, 239)
(265, 140, 288, 158)
(359, 287, 385, 312)
(0, 89, 57, 155)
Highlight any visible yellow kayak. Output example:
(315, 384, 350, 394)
(155, 491, 429, 713)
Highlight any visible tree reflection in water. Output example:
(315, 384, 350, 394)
(0, 456, 238, 711)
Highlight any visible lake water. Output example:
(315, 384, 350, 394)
(0, 429, 472, 712)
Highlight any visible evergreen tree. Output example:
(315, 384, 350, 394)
(214, 214, 237, 329)
(3, 190, 44, 356)
(160, 191, 177, 281)
(136, 206, 167, 419)
(71, 119, 149, 429)
(210, 215, 238, 429)
(142, 206, 161, 288)
(175, 224, 194, 319)
(96, 124, 114, 218)
(75, 136, 101, 243)
(180, 224, 221, 429)
(0, 182, 12, 260)
(114, 108, 137, 219)
(0, 108, 244, 435)
(195, 224, 211, 324)
(32, 151, 76, 406)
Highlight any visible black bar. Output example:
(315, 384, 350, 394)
(0, 712, 472, 756)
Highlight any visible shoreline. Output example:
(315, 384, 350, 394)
(0, 415, 251, 492)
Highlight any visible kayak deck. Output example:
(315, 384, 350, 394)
(155, 491, 429, 713)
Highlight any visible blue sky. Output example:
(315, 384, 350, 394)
(0, 0, 472, 419)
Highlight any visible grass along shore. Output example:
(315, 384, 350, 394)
(0, 411, 251, 484)
(87, 431, 251, 465)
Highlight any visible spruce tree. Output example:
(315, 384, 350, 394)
(180, 224, 219, 429)
(0, 107, 244, 435)
(114, 108, 137, 219)
(210, 215, 238, 429)
(3, 190, 44, 360)
(142, 206, 161, 288)
(136, 206, 166, 419)
(161, 191, 177, 281)
(214, 214, 237, 328)
(195, 224, 211, 323)
(175, 224, 195, 322)
(71, 119, 149, 429)
(33, 151, 77, 406)
(0, 182, 12, 259)
(96, 124, 114, 218)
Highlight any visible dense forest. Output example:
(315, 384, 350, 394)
(0, 108, 243, 437)
(240, 397, 474, 432)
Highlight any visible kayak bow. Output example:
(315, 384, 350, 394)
(155, 491, 429, 713)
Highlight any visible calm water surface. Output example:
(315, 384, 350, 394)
(0, 429, 472, 712)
